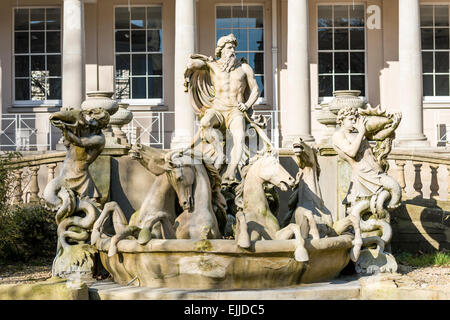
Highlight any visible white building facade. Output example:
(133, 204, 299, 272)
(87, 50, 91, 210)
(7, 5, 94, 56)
(1, 0, 450, 150)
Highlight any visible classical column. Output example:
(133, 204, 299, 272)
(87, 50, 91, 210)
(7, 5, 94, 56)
(282, 0, 314, 147)
(62, 0, 85, 109)
(396, 0, 429, 147)
(171, 0, 196, 148)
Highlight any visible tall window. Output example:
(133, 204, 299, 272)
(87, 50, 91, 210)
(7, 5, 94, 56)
(13, 8, 62, 102)
(216, 5, 265, 98)
(114, 6, 163, 101)
(421, 5, 450, 97)
(317, 4, 365, 98)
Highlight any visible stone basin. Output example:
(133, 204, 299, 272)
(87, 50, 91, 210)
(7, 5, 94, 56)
(97, 235, 354, 290)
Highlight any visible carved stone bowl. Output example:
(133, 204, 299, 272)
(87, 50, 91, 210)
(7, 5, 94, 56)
(97, 235, 353, 290)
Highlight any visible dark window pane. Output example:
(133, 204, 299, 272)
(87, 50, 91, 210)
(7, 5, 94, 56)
(318, 53, 332, 74)
(422, 52, 434, 73)
(318, 6, 332, 27)
(435, 52, 449, 73)
(420, 6, 433, 27)
(31, 56, 45, 72)
(435, 6, 449, 27)
(255, 75, 264, 97)
(350, 5, 365, 27)
(46, 8, 60, 30)
(30, 8, 45, 30)
(334, 5, 348, 27)
(147, 6, 162, 29)
(248, 6, 263, 28)
(335, 52, 349, 73)
(115, 31, 130, 52)
(48, 78, 61, 99)
(217, 29, 232, 43)
(350, 52, 365, 73)
(232, 6, 247, 28)
(318, 28, 332, 50)
(15, 32, 29, 53)
(14, 9, 29, 31)
(436, 75, 449, 95)
(421, 29, 434, 49)
(335, 75, 349, 90)
(148, 77, 162, 98)
(47, 32, 61, 53)
(115, 7, 130, 29)
(131, 30, 146, 52)
(15, 56, 29, 77)
(47, 55, 61, 76)
(351, 75, 365, 96)
(234, 29, 248, 51)
(131, 7, 145, 29)
(115, 78, 130, 99)
(334, 29, 348, 50)
(116, 54, 130, 78)
(249, 52, 264, 75)
(132, 54, 146, 75)
(435, 28, 449, 49)
(15, 79, 30, 100)
(423, 75, 434, 96)
(148, 54, 162, 75)
(31, 32, 45, 53)
(132, 77, 146, 98)
(350, 28, 365, 49)
(217, 6, 231, 29)
(319, 76, 332, 97)
(249, 29, 263, 51)
(147, 30, 162, 52)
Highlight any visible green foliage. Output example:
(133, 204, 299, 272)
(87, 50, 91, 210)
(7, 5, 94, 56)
(396, 251, 450, 268)
(0, 152, 57, 263)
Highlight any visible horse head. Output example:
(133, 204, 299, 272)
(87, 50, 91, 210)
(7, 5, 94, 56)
(252, 152, 295, 192)
(164, 148, 203, 212)
(129, 143, 169, 176)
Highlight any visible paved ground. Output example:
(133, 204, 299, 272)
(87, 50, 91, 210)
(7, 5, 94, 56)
(0, 262, 448, 299)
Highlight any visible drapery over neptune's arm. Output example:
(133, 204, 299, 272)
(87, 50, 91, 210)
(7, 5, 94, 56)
(184, 54, 215, 115)
(241, 63, 260, 110)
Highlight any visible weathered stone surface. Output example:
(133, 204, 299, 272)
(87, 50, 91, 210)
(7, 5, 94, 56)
(0, 277, 88, 300)
(88, 278, 361, 300)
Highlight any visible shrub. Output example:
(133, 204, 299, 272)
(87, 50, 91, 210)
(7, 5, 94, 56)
(0, 152, 57, 263)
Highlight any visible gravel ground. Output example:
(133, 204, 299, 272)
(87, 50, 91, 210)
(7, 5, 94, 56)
(0, 262, 449, 290)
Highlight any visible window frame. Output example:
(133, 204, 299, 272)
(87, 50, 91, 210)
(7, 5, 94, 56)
(113, 4, 164, 106)
(421, 3, 450, 100)
(12, 6, 63, 107)
(214, 3, 267, 105)
(316, 2, 368, 103)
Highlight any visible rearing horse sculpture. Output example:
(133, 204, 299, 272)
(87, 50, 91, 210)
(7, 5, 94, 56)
(234, 152, 311, 262)
(91, 144, 225, 256)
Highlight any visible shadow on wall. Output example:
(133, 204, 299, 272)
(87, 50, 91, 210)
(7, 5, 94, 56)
(391, 198, 450, 253)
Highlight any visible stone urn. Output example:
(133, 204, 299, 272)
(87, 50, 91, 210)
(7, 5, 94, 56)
(109, 103, 133, 145)
(328, 90, 365, 114)
(81, 91, 119, 116)
(316, 90, 366, 144)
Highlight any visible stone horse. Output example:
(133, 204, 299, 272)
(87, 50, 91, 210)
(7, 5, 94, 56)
(234, 153, 311, 262)
(91, 144, 225, 256)
(281, 139, 334, 239)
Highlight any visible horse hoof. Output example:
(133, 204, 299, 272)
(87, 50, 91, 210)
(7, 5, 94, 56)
(108, 246, 118, 257)
(90, 230, 100, 245)
(137, 228, 151, 245)
(350, 245, 362, 262)
(237, 237, 251, 249)
(294, 246, 309, 262)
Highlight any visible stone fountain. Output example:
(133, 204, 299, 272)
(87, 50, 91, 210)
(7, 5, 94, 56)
(43, 34, 403, 290)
